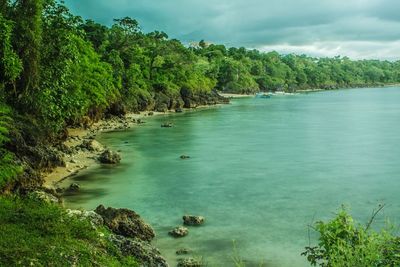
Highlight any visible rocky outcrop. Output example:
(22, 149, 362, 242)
(80, 140, 104, 152)
(29, 190, 60, 204)
(180, 89, 229, 108)
(66, 209, 104, 227)
(109, 235, 169, 267)
(169, 226, 188, 238)
(99, 149, 121, 164)
(183, 215, 205, 226)
(95, 205, 155, 241)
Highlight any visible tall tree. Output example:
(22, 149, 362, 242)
(13, 0, 43, 97)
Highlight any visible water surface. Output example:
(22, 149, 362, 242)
(64, 87, 400, 266)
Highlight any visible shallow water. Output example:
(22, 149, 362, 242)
(64, 87, 400, 266)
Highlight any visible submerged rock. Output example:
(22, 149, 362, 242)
(183, 215, 205, 226)
(161, 122, 173, 128)
(177, 258, 203, 267)
(99, 149, 121, 164)
(180, 155, 190, 159)
(168, 226, 188, 238)
(176, 248, 192, 255)
(109, 235, 169, 267)
(95, 205, 155, 241)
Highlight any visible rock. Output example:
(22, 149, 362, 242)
(176, 248, 192, 255)
(80, 140, 104, 152)
(70, 159, 78, 164)
(168, 226, 188, 238)
(99, 149, 121, 164)
(175, 108, 183, 113)
(95, 205, 155, 241)
(177, 258, 203, 267)
(109, 235, 169, 267)
(148, 112, 154, 116)
(161, 122, 173, 128)
(183, 215, 205, 226)
(66, 209, 104, 227)
(180, 155, 190, 159)
(29, 191, 59, 204)
(67, 183, 80, 192)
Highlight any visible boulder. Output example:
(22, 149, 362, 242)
(95, 205, 155, 241)
(109, 235, 169, 267)
(99, 149, 121, 164)
(169, 226, 188, 238)
(177, 258, 203, 267)
(66, 209, 104, 227)
(183, 215, 205, 226)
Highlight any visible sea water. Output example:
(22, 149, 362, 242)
(63, 87, 400, 266)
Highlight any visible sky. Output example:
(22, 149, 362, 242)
(64, 0, 400, 60)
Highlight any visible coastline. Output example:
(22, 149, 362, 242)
(43, 105, 224, 189)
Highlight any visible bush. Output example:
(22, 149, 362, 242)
(302, 206, 400, 267)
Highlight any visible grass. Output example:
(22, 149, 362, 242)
(0, 195, 138, 266)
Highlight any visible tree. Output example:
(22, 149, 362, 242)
(13, 0, 43, 96)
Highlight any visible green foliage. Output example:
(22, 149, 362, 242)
(302, 207, 400, 267)
(0, 14, 22, 89)
(0, 104, 21, 188)
(0, 195, 138, 266)
(12, 0, 43, 95)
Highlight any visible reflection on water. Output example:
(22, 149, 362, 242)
(63, 87, 400, 266)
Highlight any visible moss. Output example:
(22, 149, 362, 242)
(0, 195, 138, 266)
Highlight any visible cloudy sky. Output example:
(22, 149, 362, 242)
(64, 0, 400, 60)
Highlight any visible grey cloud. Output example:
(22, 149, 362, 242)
(64, 0, 400, 59)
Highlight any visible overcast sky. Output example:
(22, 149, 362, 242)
(64, 0, 400, 60)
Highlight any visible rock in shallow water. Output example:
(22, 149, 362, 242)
(183, 215, 205, 226)
(168, 226, 188, 238)
(109, 234, 169, 267)
(99, 149, 121, 164)
(177, 258, 203, 267)
(95, 205, 155, 242)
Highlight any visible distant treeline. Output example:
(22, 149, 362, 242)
(0, 0, 400, 186)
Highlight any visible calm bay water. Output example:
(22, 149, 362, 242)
(64, 87, 400, 266)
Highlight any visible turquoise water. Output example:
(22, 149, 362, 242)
(64, 87, 400, 266)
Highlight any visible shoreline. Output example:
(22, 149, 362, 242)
(44, 84, 400, 189)
(43, 105, 224, 189)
